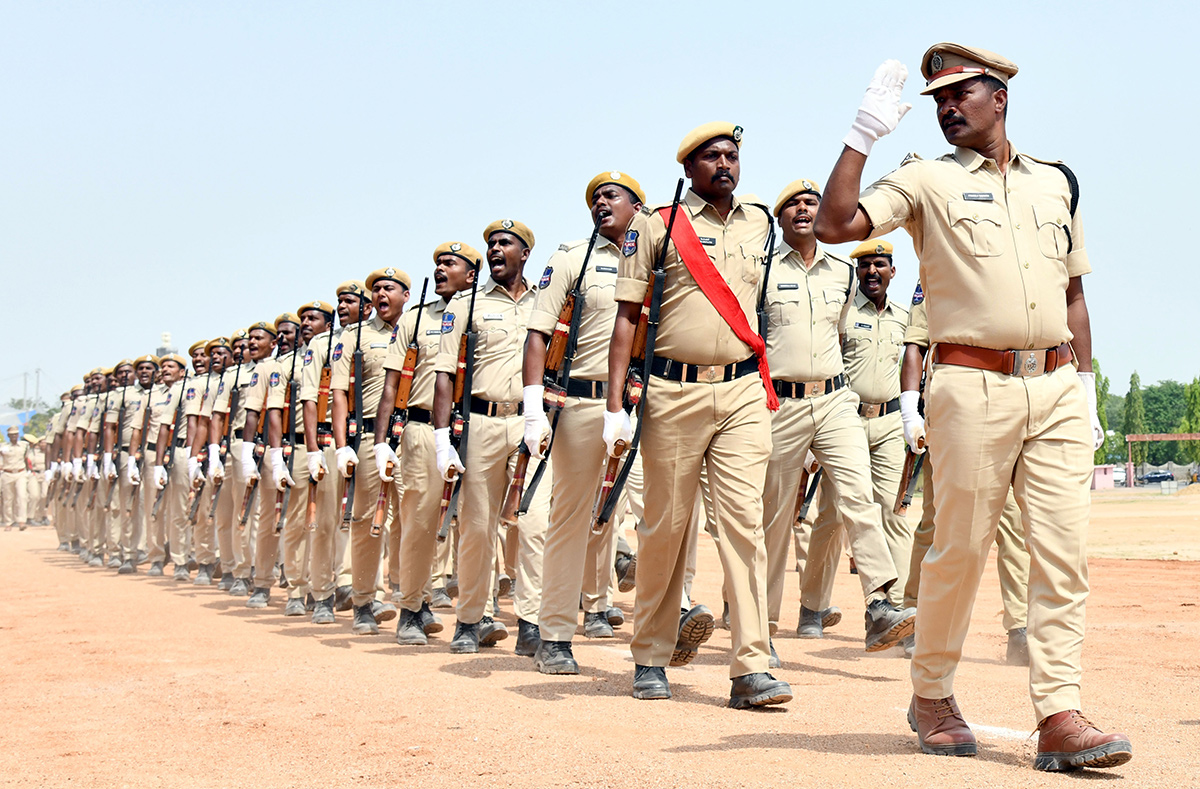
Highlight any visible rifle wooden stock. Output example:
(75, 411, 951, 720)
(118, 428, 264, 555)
(208, 476, 224, 522)
(305, 479, 319, 532)
(370, 461, 393, 537)
(893, 448, 925, 516)
(437, 471, 457, 542)
(590, 439, 626, 535)
(501, 437, 548, 528)
(452, 334, 469, 403)
(339, 461, 354, 531)
(545, 293, 576, 373)
(239, 479, 258, 527)
(316, 367, 331, 423)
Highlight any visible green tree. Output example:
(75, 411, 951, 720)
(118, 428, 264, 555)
(1178, 377, 1200, 466)
(1143, 380, 1187, 464)
(1122, 372, 1147, 466)
(1092, 358, 1112, 465)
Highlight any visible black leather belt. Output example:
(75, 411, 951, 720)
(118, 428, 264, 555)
(565, 379, 608, 398)
(470, 396, 523, 417)
(858, 397, 900, 418)
(650, 356, 757, 384)
(406, 407, 432, 424)
(773, 373, 847, 399)
(354, 417, 376, 435)
(289, 431, 305, 445)
(174, 437, 188, 449)
(145, 442, 158, 453)
(317, 422, 333, 434)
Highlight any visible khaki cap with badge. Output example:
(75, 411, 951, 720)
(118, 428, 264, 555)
(274, 312, 301, 330)
(585, 171, 646, 208)
(433, 241, 482, 268)
(298, 300, 335, 318)
(160, 353, 188, 368)
(773, 178, 823, 218)
(230, 328, 250, 342)
(247, 320, 277, 337)
(484, 219, 535, 250)
(188, 340, 208, 356)
(677, 121, 743, 163)
(133, 355, 159, 369)
(205, 337, 231, 354)
(919, 42, 1018, 95)
(366, 267, 412, 291)
(336, 280, 369, 299)
(850, 239, 894, 259)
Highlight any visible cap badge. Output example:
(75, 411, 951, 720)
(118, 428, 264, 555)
(502, 219, 514, 230)
(875, 245, 885, 254)
(610, 171, 622, 180)
(930, 52, 943, 72)
(732, 125, 743, 143)
(384, 267, 396, 277)
(802, 180, 813, 190)
(450, 242, 461, 252)
(311, 300, 321, 308)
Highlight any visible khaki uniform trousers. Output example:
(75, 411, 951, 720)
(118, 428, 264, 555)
(810, 410, 911, 607)
(762, 387, 897, 627)
(583, 454, 639, 612)
(636, 374, 771, 678)
(27, 472, 45, 521)
(348, 431, 390, 608)
(539, 396, 618, 641)
(252, 445, 314, 597)
(158, 447, 192, 567)
(385, 467, 403, 591)
(903, 455, 1029, 631)
(308, 442, 351, 602)
(112, 453, 138, 561)
(88, 478, 109, 555)
(916, 364, 1091, 722)
(192, 466, 219, 566)
(53, 482, 68, 543)
(251, 457, 280, 590)
(2, 470, 28, 526)
(215, 444, 255, 580)
(396, 423, 443, 613)
(455, 414, 549, 625)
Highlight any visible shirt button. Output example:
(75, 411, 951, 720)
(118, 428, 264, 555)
(973, 213, 979, 220)
(1030, 302, 1036, 309)
(1015, 223, 1021, 230)
(1024, 262, 1030, 269)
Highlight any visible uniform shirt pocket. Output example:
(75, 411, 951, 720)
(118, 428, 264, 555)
(738, 243, 764, 285)
(766, 286, 806, 327)
(947, 199, 1004, 257)
(822, 287, 847, 324)
(1032, 204, 1070, 261)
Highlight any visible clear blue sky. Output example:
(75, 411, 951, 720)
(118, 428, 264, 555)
(1, 1, 1193, 407)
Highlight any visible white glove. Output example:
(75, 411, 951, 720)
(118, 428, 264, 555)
(307, 451, 327, 482)
(240, 441, 258, 480)
(602, 409, 633, 458)
(843, 59, 912, 156)
(900, 390, 926, 454)
(102, 452, 117, 481)
(522, 385, 551, 460)
(187, 456, 201, 484)
(207, 443, 224, 482)
(374, 442, 399, 482)
(1077, 372, 1104, 451)
(72, 457, 83, 481)
(44, 468, 54, 483)
(270, 447, 294, 491)
(86, 455, 99, 480)
(803, 450, 819, 475)
(434, 427, 464, 482)
(335, 445, 357, 478)
(153, 465, 168, 490)
(126, 455, 141, 486)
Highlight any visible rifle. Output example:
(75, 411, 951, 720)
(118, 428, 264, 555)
(342, 313, 366, 530)
(274, 348, 301, 535)
(373, 279, 429, 537)
(796, 468, 823, 524)
(238, 386, 268, 529)
(153, 373, 189, 520)
(509, 216, 604, 521)
(589, 439, 626, 534)
(104, 383, 128, 510)
(187, 372, 214, 526)
(893, 444, 925, 516)
(755, 207, 777, 342)
(438, 275, 480, 541)
(593, 178, 685, 530)
(208, 361, 244, 522)
(86, 387, 113, 511)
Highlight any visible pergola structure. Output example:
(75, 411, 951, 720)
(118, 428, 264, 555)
(1122, 433, 1200, 487)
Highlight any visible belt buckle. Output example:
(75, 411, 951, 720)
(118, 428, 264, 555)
(696, 365, 721, 383)
(494, 402, 519, 417)
(804, 380, 827, 399)
(860, 402, 881, 418)
(1013, 350, 1046, 377)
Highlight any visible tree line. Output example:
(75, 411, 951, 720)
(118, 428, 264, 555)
(1092, 365, 1200, 467)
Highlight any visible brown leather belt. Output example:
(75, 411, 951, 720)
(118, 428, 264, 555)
(933, 342, 1072, 377)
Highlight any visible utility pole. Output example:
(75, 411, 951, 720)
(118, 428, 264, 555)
(35, 369, 40, 404)
(23, 372, 27, 407)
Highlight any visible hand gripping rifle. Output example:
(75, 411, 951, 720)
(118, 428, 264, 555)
(239, 383, 269, 528)
(275, 350, 301, 535)
(86, 387, 113, 511)
(104, 384, 128, 510)
(187, 372, 214, 525)
(893, 371, 929, 515)
(208, 361, 244, 523)
(341, 313, 366, 530)
(306, 328, 336, 534)
(373, 278, 429, 537)
(153, 373, 189, 520)
(502, 216, 605, 527)
(592, 178, 685, 533)
(438, 276, 480, 541)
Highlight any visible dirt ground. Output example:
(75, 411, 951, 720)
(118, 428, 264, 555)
(2, 489, 1197, 788)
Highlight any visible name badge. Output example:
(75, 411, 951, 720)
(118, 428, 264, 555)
(963, 192, 994, 201)
(482, 313, 504, 321)
(777, 283, 799, 290)
(425, 329, 442, 336)
(595, 265, 617, 274)
(369, 343, 387, 349)
(854, 322, 873, 330)
(698, 236, 716, 246)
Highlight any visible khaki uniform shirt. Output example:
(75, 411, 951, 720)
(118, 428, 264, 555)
(385, 299, 448, 412)
(331, 314, 397, 418)
(105, 384, 151, 451)
(28, 444, 45, 471)
(763, 243, 856, 382)
(843, 291, 908, 404)
(0, 440, 27, 472)
(151, 380, 190, 446)
(82, 393, 107, 436)
(300, 328, 343, 427)
(903, 290, 930, 348)
(859, 144, 1090, 351)
(212, 361, 258, 434)
(615, 189, 770, 366)
(529, 235, 620, 381)
(65, 396, 86, 434)
(265, 348, 307, 435)
(144, 382, 174, 443)
(435, 278, 538, 403)
(186, 372, 214, 420)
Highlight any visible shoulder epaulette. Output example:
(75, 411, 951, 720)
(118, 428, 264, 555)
(1024, 155, 1079, 217)
(901, 152, 923, 166)
(558, 238, 588, 253)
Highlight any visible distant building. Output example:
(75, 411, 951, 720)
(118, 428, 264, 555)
(155, 331, 176, 358)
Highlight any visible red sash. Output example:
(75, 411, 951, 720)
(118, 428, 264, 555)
(657, 207, 779, 411)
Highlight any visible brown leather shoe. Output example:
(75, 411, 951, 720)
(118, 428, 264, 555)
(1035, 710, 1132, 771)
(907, 695, 977, 756)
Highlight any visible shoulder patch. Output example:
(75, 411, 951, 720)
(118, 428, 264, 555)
(303, 349, 313, 366)
(441, 313, 455, 333)
(249, 372, 259, 387)
(186, 388, 196, 401)
(901, 152, 923, 166)
(217, 381, 225, 396)
(332, 343, 343, 362)
(539, 265, 553, 288)
(622, 230, 639, 257)
(269, 372, 281, 387)
(912, 283, 924, 305)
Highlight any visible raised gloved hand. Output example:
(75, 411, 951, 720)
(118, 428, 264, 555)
(843, 59, 912, 156)
(270, 447, 294, 491)
(602, 409, 633, 458)
(373, 442, 399, 482)
(86, 455, 100, 480)
(187, 456, 201, 485)
(240, 441, 258, 481)
(207, 443, 224, 482)
(434, 427, 464, 482)
(153, 465, 168, 490)
(102, 452, 117, 481)
(900, 390, 926, 454)
(523, 385, 552, 460)
(307, 450, 327, 482)
(126, 455, 141, 486)
(1077, 372, 1104, 451)
(335, 445, 357, 478)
